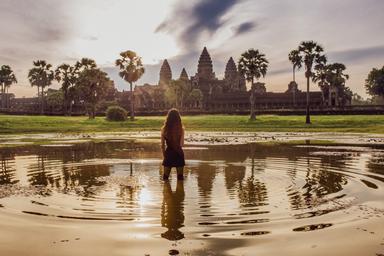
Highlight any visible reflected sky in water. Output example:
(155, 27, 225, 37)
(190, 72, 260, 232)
(0, 141, 383, 255)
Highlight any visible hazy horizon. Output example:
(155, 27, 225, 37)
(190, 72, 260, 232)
(1, 0, 384, 98)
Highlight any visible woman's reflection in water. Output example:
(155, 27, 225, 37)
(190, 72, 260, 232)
(161, 180, 185, 241)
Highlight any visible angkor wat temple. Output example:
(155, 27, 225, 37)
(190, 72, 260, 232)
(1, 47, 354, 115)
(119, 47, 330, 113)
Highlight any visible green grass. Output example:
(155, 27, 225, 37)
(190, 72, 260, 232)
(0, 114, 384, 134)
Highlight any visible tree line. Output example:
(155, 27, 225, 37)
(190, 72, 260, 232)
(238, 41, 355, 123)
(1, 42, 384, 122)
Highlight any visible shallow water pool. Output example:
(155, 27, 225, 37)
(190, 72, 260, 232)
(0, 140, 383, 255)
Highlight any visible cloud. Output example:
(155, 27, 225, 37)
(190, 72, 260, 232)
(0, 0, 71, 42)
(0, 0, 72, 64)
(0, 0, 74, 96)
(233, 21, 257, 36)
(82, 35, 98, 41)
(329, 45, 384, 64)
(156, 0, 238, 49)
(268, 67, 291, 76)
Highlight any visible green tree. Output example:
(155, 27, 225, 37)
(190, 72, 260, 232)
(75, 58, 97, 72)
(77, 68, 114, 119)
(165, 79, 191, 109)
(45, 89, 64, 112)
(188, 88, 203, 108)
(313, 60, 329, 93)
(28, 60, 55, 114)
(115, 50, 145, 121)
(314, 62, 350, 106)
(327, 63, 350, 106)
(341, 86, 353, 106)
(72, 58, 98, 115)
(0, 65, 17, 109)
(365, 66, 384, 100)
(295, 41, 326, 124)
(238, 49, 269, 120)
(288, 49, 302, 82)
(351, 93, 368, 105)
(55, 64, 77, 115)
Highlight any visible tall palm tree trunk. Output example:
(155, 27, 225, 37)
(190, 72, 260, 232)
(1, 84, 5, 109)
(37, 86, 40, 114)
(69, 100, 73, 116)
(40, 86, 44, 115)
(293, 67, 296, 82)
(130, 82, 134, 121)
(306, 76, 311, 124)
(63, 91, 68, 116)
(6, 86, 9, 109)
(1, 84, 4, 109)
(250, 78, 256, 120)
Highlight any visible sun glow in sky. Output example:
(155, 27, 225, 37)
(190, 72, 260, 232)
(68, 0, 179, 65)
(1, 0, 384, 97)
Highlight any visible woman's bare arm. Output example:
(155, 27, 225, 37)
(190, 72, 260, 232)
(180, 128, 184, 147)
(161, 129, 166, 156)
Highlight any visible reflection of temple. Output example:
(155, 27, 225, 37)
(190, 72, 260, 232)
(0, 142, 358, 219)
(161, 181, 185, 241)
(118, 47, 329, 113)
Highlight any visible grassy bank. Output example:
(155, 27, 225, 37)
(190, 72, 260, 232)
(0, 114, 384, 134)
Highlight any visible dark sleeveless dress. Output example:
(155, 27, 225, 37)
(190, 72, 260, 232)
(162, 134, 185, 167)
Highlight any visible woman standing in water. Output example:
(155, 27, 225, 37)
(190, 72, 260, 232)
(161, 108, 185, 180)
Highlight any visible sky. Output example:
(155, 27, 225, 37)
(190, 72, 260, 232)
(1, 0, 384, 98)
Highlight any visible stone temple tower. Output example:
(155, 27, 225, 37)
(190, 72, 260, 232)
(159, 59, 172, 86)
(179, 68, 189, 81)
(224, 57, 246, 91)
(224, 57, 237, 81)
(197, 47, 215, 80)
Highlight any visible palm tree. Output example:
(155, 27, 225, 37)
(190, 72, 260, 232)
(55, 64, 76, 115)
(327, 63, 349, 86)
(325, 63, 349, 106)
(295, 41, 326, 124)
(238, 49, 269, 120)
(72, 58, 98, 115)
(288, 50, 302, 82)
(313, 60, 329, 103)
(28, 60, 55, 114)
(115, 51, 145, 121)
(0, 65, 17, 109)
(75, 58, 97, 72)
(365, 66, 384, 100)
(77, 68, 113, 119)
(314, 62, 350, 106)
(167, 79, 191, 110)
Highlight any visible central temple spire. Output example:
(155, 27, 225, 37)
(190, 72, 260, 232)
(197, 47, 215, 79)
(224, 57, 237, 80)
(159, 59, 172, 86)
(179, 68, 189, 81)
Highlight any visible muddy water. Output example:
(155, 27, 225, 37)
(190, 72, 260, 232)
(0, 141, 383, 256)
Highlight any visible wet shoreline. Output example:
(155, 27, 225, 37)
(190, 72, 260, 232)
(1, 131, 384, 148)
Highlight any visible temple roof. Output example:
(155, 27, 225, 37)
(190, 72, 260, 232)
(159, 59, 172, 84)
(197, 47, 214, 79)
(224, 57, 237, 80)
(179, 68, 189, 80)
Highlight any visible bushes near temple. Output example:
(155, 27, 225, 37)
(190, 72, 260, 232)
(106, 106, 127, 121)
